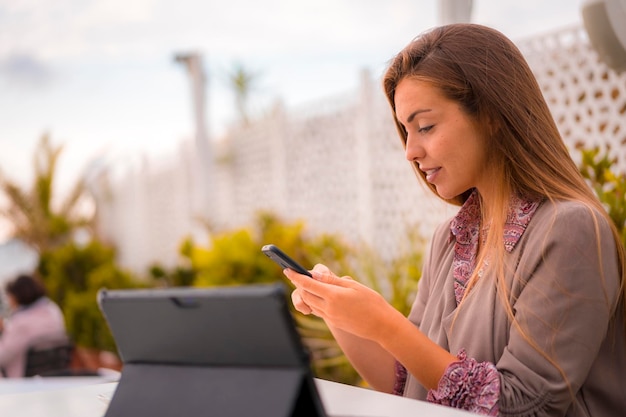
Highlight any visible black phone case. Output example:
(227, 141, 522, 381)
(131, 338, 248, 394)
(262, 244, 312, 277)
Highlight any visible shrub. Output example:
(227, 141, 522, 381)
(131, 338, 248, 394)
(37, 240, 144, 351)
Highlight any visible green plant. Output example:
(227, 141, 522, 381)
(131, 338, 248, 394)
(37, 240, 144, 351)
(579, 147, 626, 246)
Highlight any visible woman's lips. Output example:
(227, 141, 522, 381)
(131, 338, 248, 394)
(423, 167, 441, 183)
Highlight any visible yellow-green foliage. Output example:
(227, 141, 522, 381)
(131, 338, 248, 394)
(191, 229, 277, 286)
(186, 212, 353, 287)
(579, 147, 626, 246)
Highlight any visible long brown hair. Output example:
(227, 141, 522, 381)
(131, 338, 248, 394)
(383, 23, 626, 361)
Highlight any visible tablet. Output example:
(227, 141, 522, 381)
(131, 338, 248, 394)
(98, 283, 327, 417)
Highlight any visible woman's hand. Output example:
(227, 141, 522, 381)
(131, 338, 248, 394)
(287, 264, 456, 392)
(284, 264, 402, 343)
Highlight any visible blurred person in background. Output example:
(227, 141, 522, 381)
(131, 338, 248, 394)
(285, 23, 626, 416)
(0, 274, 67, 377)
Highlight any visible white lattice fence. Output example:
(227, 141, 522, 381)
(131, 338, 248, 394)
(518, 25, 626, 172)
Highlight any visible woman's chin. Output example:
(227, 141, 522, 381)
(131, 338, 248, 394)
(434, 186, 453, 201)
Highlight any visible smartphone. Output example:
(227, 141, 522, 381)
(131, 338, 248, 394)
(261, 244, 312, 277)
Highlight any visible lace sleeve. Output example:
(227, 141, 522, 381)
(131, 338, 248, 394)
(392, 360, 408, 396)
(427, 349, 500, 416)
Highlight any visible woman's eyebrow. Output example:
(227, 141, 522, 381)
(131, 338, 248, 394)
(407, 108, 432, 123)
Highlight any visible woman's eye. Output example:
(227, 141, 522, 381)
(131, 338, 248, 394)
(418, 125, 434, 133)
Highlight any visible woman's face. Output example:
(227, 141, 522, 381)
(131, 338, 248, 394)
(394, 78, 491, 201)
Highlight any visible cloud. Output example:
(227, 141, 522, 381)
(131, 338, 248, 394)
(0, 53, 55, 88)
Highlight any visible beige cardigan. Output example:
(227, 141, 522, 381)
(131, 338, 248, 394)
(403, 199, 626, 416)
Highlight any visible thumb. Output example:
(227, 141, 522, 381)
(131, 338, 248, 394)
(311, 263, 331, 275)
(311, 264, 351, 286)
(311, 264, 336, 283)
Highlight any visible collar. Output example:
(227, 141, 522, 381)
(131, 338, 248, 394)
(449, 189, 542, 253)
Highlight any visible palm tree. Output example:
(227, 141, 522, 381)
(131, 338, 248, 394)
(0, 134, 93, 252)
(227, 62, 261, 126)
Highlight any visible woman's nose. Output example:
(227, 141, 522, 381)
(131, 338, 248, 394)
(405, 134, 425, 161)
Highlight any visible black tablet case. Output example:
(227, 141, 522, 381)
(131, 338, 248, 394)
(97, 283, 327, 417)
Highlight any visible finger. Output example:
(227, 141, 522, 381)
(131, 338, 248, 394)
(284, 269, 331, 309)
(283, 268, 313, 287)
(291, 290, 312, 315)
(286, 265, 352, 299)
(299, 288, 327, 316)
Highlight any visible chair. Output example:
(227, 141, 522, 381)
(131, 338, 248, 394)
(24, 335, 75, 377)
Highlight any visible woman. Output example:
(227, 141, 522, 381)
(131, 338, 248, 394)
(0, 274, 67, 377)
(285, 24, 626, 416)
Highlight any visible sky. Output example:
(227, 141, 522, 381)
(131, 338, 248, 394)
(0, 0, 586, 240)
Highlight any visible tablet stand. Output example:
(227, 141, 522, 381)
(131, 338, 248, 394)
(104, 363, 325, 417)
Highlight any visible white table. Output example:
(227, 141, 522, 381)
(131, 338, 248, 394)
(0, 377, 477, 416)
(0, 375, 120, 395)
